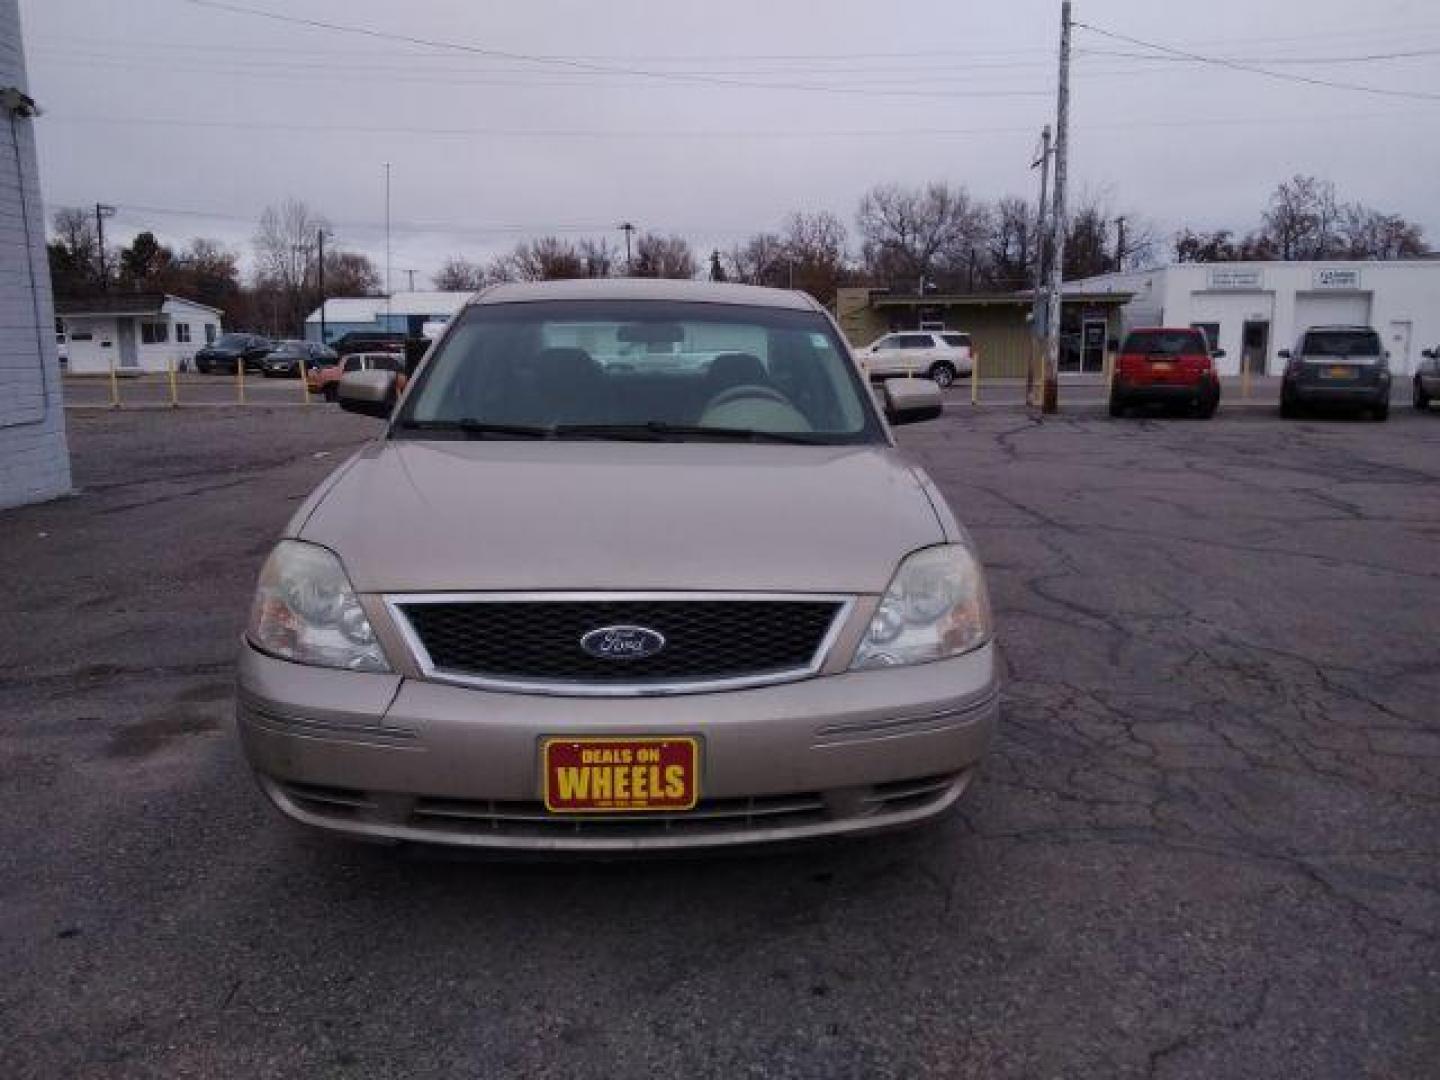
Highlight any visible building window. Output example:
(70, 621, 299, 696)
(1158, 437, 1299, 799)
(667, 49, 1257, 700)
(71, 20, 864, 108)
(175, 323, 192, 343)
(205, 324, 217, 344)
(141, 321, 169, 345)
(1192, 323, 1221, 353)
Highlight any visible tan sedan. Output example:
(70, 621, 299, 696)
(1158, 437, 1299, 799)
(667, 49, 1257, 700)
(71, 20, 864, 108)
(238, 279, 998, 852)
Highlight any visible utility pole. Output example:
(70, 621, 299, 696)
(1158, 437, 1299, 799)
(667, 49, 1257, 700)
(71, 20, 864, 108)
(317, 228, 327, 343)
(619, 221, 636, 273)
(1029, 125, 1052, 408)
(404, 268, 416, 291)
(1043, 0, 1072, 415)
(383, 161, 392, 324)
(94, 203, 115, 291)
(1115, 215, 1128, 273)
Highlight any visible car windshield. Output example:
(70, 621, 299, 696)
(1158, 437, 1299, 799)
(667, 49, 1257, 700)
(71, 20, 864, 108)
(394, 300, 881, 444)
(213, 334, 248, 349)
(1122, 330, 1208, 356)
(1302, 330, 1381, 357)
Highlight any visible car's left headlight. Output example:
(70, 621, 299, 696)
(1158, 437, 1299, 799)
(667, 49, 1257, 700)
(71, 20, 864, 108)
(850, 544, 992, 670)
(246, 540, 390, 672)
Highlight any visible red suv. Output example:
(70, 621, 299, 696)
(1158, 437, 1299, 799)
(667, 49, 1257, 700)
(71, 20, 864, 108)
(1110, 328, 1223, 419)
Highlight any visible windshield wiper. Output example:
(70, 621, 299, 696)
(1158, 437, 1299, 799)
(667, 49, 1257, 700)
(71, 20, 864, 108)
(394, 418, 555, 439)
(553, 422, 823, 445)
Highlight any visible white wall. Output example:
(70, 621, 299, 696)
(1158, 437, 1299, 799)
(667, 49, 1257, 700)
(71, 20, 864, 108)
(0, 0, 71, 509)
(1071, 262, 1440, 377)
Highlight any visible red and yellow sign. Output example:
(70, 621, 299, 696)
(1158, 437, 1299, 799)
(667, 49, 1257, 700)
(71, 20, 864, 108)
(543, 737, 699, 813)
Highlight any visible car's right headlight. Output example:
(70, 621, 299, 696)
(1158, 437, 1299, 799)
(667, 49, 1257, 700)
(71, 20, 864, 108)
(850, 545, 992, 670)
(246, 540, 390, 672)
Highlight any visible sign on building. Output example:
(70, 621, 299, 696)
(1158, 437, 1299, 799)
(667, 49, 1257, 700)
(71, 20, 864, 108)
(1313, 268, 1362, 290)
(1208, 268, 1263, 290)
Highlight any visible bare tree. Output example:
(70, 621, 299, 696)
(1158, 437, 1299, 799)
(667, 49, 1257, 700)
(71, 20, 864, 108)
(986, 195, 1035, 291)
(433, 256, 488, 291)
(504, 237, 586, 281)
(631, 233, 697, 279)
(47, 207, 103, 297)
(1337, 205, 1428, 259)
(782, 211, 849, 305)
(856, 182, 988, 289)
(577, 237, 618, 278)
(325, 251, 381, 296)
(725, 232, 789, 287)
(253, 199, 329, 294)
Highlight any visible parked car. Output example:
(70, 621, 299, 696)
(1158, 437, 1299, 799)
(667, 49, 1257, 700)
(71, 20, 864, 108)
(328, 331, 407, 357)
(1280, 326, 1391, 421)
(1109, 328, 1222, 419)
(1413, 346, 1440, 412)
(855, 331, 974, 389)
(263, 340, 337, 378)
(308, 351, 408, 402)
(237, 279, 996, 853)
(194, 333, 274, 374)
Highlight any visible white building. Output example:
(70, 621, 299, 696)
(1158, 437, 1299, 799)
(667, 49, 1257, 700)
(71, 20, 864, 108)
(57, 294, 223, 374)
(1069, 261, 1440, 377)
(1, 0, 70, 510)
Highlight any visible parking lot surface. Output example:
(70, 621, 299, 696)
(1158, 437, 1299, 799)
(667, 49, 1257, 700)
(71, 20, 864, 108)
(2, 397, 1438, 1078)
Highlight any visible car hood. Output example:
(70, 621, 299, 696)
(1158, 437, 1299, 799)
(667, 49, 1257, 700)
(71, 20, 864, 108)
(298, 440, 948, 594)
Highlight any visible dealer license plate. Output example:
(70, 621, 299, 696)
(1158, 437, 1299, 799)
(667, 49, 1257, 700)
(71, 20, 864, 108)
(543, 737, 699, 813)
(1324, 365, 1355, 379)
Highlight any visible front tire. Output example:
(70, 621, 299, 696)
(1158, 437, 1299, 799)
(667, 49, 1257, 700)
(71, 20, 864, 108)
(1280, 394, 1300, 419)
(929, 362, 956, 390)
(1372, 401, 1390, 422)
(1108, 393, 1126, 419)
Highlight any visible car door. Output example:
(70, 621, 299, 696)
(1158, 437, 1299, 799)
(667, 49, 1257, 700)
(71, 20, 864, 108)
(862, 335, 901, 377)
(891, 333, 936, 377)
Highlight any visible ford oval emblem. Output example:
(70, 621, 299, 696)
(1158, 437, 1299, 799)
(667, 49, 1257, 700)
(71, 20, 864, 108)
(580, 625, 666, 661)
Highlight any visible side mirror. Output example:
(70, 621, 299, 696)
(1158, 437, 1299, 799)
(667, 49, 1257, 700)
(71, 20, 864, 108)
(1278, 349, 1291, 360)
(883, 379, 943, 426)
(1213, 348, 1227, 359)
(337, 369, 398, 418)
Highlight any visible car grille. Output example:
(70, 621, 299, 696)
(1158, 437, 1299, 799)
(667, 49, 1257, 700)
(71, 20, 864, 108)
(392, 596, 847, 692)
(274, 774, 963, 843)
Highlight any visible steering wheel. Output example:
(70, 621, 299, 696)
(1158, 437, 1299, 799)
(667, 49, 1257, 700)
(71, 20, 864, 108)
(704, 384, 793, 411)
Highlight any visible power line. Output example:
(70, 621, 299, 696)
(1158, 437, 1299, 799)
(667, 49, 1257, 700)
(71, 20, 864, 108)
(1077, 45, 1440, 65)
(1073, 21, 1440, 102)
(175, 0, 1049, 100)
(47, 110, 1428, 142)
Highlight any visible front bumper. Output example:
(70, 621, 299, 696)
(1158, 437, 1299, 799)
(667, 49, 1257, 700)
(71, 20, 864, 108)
(236, 640, 999, 852)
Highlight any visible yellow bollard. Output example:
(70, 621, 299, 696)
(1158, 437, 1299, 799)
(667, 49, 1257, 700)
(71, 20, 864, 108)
(970, 349, 980, 406)
(300, 362, 311, 406)
(236, 357, 246, 404)
(167, 357, 179, 408)
(1242, 362, 1252, 401)
(108, 359, 120, 408)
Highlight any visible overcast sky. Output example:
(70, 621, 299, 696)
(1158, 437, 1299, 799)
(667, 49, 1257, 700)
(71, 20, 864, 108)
(17, 0, 1440, 285)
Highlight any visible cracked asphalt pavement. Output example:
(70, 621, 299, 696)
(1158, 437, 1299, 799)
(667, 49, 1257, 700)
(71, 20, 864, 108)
(2, 398, 1438, 1078)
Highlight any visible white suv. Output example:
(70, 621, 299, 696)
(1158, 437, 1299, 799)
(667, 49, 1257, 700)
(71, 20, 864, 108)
(856, 332, 974, 388)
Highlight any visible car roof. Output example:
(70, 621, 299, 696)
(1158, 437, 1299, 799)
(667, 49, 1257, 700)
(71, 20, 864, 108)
(472, 277, 821, 312)
(1126, 327, 1207, 334)
(1304, 325, 1377, 331)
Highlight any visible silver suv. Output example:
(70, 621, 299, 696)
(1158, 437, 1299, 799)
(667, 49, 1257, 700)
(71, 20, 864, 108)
(237, 279, 998, 853)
